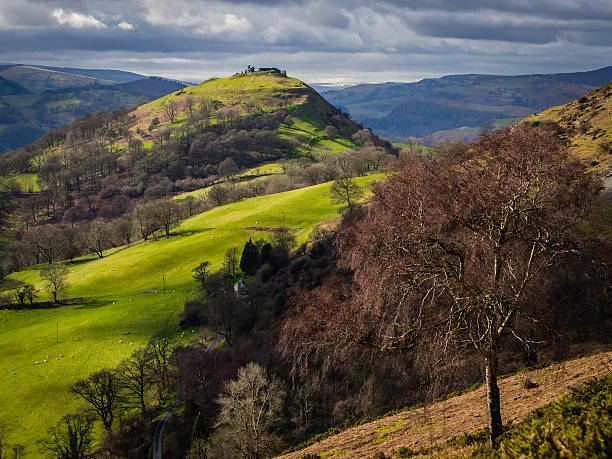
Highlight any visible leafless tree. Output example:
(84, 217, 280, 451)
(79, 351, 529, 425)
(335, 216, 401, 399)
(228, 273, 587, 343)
(218, 157, 239, 179)
(40, 263, 69, 303)
(153, 199, 182, 237)
(118, 348, 156, 415)
(70, 369, 123, 432)
(280, 127, 606, 449)
(40, 412, 95, 459)
(210, 362, 285, 458)
(222, 247, 240, 280)
(163, 100, 178, 124)
(329, 177, 363, 210)
(81, 219, 112, 258)
(184, 96, 196, 118)
(148, 332, 172, 398)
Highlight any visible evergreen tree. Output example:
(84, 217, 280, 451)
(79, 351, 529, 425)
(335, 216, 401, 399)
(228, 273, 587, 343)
(240, 238, 260, 275)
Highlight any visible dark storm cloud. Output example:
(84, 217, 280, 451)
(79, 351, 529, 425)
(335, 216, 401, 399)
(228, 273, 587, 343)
(0, 0, 610, 83)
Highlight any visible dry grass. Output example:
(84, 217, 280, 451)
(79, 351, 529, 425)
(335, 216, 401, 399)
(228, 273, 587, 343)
(279, 351, 612, 459)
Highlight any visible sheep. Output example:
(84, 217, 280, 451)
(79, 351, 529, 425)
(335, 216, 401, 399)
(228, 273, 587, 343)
(35, 361, 39, 365)
(43, 360, 47, 363)
(12, 372, 15, 375)
(71, 355, 75, 358)
(59, 354, 63, 357)
(119, 340, 123, 343)
(129, 342, 133, 346)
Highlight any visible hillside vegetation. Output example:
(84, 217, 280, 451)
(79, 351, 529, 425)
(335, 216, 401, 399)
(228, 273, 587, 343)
(1, 175, 377, 455)
(279, 352, 612, 458)
(0, 75, 187, 153)
(525, 82, 612, 174)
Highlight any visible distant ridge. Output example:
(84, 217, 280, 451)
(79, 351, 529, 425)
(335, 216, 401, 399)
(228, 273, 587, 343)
(323, 65, 612, 143)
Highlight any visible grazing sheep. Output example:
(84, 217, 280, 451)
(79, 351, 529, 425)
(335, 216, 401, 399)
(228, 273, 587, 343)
(12, 372, 15, 375)
(119, 340, 123, 343)
(35, 361, 39, 365)
(43, 360, 47, 363)
(59, 354, 63, 357)
(129, 342, 133, 345)
(71, 355, 74, 358)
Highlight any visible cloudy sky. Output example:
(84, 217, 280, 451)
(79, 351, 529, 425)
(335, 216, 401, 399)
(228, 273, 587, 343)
(1, 0, 611, 85)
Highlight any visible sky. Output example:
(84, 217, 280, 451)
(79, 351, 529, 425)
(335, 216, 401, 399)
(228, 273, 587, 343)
(0, 0, 611, 85)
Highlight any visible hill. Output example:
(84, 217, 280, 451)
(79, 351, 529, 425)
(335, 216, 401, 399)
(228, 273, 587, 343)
(35, 65, 144, 84)
(279, 352, 612, 458)
(0, 76, 31, 96)
(0, 65, 117, 94)
(323, 65, 612, 143)
(0, 175, 378, 455)
(0, 77, 188, 153)
(524, 82, 612, 175)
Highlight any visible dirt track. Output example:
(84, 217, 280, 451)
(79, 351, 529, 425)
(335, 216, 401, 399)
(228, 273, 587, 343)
(280, 351, 612, 458)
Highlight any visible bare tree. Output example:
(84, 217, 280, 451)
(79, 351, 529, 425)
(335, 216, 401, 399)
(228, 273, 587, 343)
(70, 369, 123, 432)
(148, 332, 172, 398)
(118, 348, 156, 415)
(153, 199, 182, 237)
(192, 261, 210, 287)
(163, 100, 178, 124)
(184, 96, 196, 118)
(222, 247, 240, 280)
(132, 202, 159, 240)
(182, 195, 199, 217)
(40, 412, 94, 459)
(218, 157, 239, 180)
(280, 127, 605, 449)
(210, 362, 285, 458)
(40, 263, 69, 303)
(81, 219, 112, 258)
(329, 177, 363, 210)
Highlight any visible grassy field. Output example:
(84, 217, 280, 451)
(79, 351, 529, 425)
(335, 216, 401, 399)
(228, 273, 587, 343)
(1, 175, 379, 455)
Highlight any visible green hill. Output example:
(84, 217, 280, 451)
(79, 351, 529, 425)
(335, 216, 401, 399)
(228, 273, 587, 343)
(0, 175, 378, 456)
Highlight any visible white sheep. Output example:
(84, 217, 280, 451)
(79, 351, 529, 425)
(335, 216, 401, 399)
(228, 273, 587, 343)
(119, 340, 123, 343)
(35, 361, 39, 365)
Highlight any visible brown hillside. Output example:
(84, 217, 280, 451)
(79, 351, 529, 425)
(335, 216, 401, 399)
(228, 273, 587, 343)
(279, 351, 612, 459)
(525, 82, 612, 175)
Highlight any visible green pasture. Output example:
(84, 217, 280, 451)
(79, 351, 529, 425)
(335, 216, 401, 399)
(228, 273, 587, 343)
(1, 175, 380, 454)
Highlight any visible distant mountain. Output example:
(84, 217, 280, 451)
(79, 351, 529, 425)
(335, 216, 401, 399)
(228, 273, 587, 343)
(323, 66, 612, 143)
(113, 76, 190, 99)
(0, 65, 117, 93)
(0, 75, 31, 95)
(35, 65, 144, 83)
(0, 77, 188, 153)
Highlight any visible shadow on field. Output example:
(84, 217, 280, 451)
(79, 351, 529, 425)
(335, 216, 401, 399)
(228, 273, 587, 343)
(74, 298, 117, 310)
(3, 297, 89, 310)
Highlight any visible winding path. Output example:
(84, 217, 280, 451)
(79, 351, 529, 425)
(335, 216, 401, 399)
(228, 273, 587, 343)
(152, 335, 224, 459)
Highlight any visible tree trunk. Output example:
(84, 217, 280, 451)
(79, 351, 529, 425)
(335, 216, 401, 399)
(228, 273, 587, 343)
(485, 352, 503, 449)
